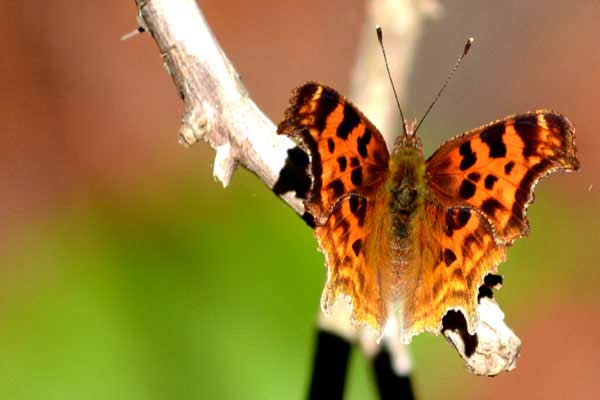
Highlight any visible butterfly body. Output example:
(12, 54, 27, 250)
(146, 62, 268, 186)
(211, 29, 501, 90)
(277, 82, 579, 342)
(387, 140, 426, 240)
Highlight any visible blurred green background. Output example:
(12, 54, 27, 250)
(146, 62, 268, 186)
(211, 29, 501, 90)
(1, 1, 598, 399)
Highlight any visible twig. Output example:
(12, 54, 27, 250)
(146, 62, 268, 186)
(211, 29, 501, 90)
(131, 0, 521, 383)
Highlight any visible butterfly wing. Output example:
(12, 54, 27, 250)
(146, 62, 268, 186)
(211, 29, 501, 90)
(402, 111, 579, 340)
(316, 193, 392, 332)
(277, 83, 391, 333)
(277, 83, 390, 223)
(426, 111, 579, 244)
(400, 204, 507, 342)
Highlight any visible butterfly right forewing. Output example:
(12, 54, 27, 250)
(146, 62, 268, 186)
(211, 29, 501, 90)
(277, 82, 389, 224)
(426, 111, 579, 244)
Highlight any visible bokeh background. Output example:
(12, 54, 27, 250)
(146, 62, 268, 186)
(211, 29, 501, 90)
(2, 1, 599, 399)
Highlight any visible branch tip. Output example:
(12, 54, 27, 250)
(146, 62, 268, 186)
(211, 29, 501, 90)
(121, 26, 146, 41)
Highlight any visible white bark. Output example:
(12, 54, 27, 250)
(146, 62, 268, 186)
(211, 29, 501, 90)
(131, 0, 521, 377)
(133, 0, 304, 212)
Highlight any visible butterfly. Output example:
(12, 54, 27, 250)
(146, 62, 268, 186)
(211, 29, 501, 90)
(276, 82, 579, 343)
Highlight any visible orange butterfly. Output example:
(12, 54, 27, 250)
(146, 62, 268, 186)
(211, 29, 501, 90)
(276, 80, 579, 343)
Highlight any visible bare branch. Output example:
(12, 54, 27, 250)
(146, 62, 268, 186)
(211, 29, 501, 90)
(134, 0, 303, 213)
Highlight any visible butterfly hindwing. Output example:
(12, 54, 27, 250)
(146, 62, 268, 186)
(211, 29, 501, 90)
(426, 111, 579, 244)
(401, 204, 507, 341)
(316, 194, 391, 332)
(277, 83, 390, 223)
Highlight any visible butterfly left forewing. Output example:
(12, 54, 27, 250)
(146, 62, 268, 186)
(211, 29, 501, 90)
(426, 111, 579, 244)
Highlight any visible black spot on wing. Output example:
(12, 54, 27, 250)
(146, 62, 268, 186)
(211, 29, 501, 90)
(484, 174, 498, 190)
(350, 157, 360, 167)
(513, 115, 539, 158)
(349, 195, 367, 226)
(504, 161, 515, 175)
(349, 196, 359, 214)
(467, 172, 481, 182)
(445, 208, 471, 237)
(457, 209, 471, 228)
(459, 179, 476, 199)
(327, 138, 335, 153)
(327, 179, 345, 197)
(352, 239, 363, 256)
(357, 128, 372, 158)
(459, 141, 477, 170)
(314, 87, 340, 131)
(273, 147, 311, 198)
(337, 156, 347, 172)
(443, 248, 457, 266)
(481, 198, 503, 217)
(336, 102, 360, 139)
(480, 124, 507, 158)
(351, 167, 363, 186)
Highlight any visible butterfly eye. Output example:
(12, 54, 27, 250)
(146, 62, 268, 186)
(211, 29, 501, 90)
(394, 187, 418, 209)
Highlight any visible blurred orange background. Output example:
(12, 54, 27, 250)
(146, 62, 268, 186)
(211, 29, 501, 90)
(1, 1, 598, 399)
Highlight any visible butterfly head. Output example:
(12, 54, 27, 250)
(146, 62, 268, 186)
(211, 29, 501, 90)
(392, 119, 423, 154)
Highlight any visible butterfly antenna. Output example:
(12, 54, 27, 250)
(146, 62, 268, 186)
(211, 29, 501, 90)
(413, 37, 474, 136)
(376, 26, 409, 137)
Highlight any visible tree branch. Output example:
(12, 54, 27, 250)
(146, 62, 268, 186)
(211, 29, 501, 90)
(133, 0, 304, 214)
(131, 0, 521, 378)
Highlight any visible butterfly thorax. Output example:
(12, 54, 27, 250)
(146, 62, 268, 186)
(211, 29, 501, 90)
(386, 143, 426, 243)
